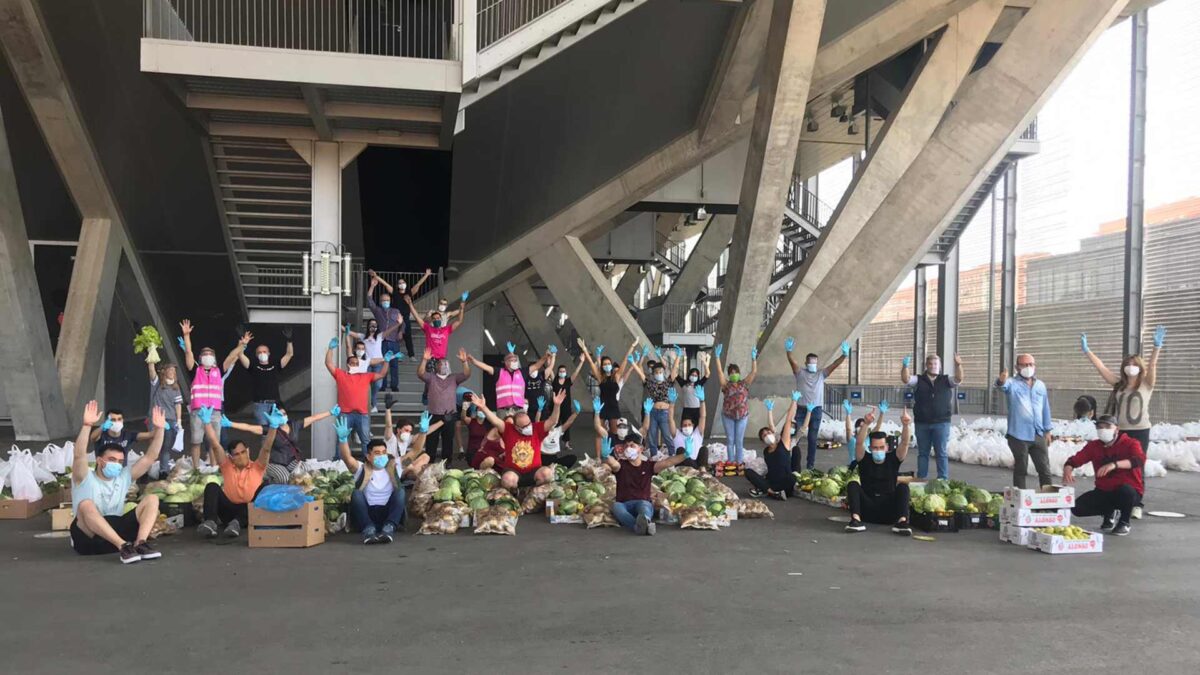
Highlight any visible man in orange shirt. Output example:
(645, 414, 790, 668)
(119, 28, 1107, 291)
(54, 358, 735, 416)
(195, 406, 278, 539)
(326, 335, 393, 456)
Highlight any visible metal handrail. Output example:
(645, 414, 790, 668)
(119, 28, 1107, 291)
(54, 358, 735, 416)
(1019, 118, 1038, 140)
(477, 0, 570, 49)
(142, 0, 459, 61)
(349, 265, 444, 322)
(661, 302, 718, 336)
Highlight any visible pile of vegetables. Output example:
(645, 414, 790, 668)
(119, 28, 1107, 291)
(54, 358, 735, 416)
(1037, 525, 1092, 540)
(909, 479, 1003, 517)
(652, 468, 728, 518)
(793, 466, 859, 499)
(144, 471, 223, 504)
(305, 470, 355, 523)
(433, 468, 519, 515)
(545, 464, 610, 517)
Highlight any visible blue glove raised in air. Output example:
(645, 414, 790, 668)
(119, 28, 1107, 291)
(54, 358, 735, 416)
(878, 400, 890, 415)
(344, 323, 351, 336)
(328, 337, 339, 350)
(842, 399, 853, 416)
(506, 341, 516, 355)
(220, 414, 233, 429)
(806, 403, 817, 413)
(1079, 333, 1090, 354)
(750, 347, 758, 361)
(841, 340, 851, 357)
(791, 391, 802, 403)
(548, 344, 557, 355)
(785, 337, 795, 353)
(601, 437, 613, 459)
(627, 354, 637, 365)
(100, 419, 113, 432)
(667, 388, 678, 404)
(177, 336, 186, 350)
(196, 406, 214, 425)
(674, 345, 684, 359)
(537, 397, 547, 413)
(763, 399, 775, 412)
(334, 416, 351, 443)
(418, 411, 432, 434)
(592, 396, 603, 413)
(461, 290, 470, 303)
(267, 409, 287, 429)
(902, 355, 912, 368)
(714, 343, 724, 360)
(695, 387, 706, 403)
(684, 436, 696, 460)
(643, 398, 653, 415)
(383, 350, 398, 362)
(1154, 325, 1166, 348)
(329, 405, 341, 418)
(573, 400, 581, 415)
(654, 347, 663, 361)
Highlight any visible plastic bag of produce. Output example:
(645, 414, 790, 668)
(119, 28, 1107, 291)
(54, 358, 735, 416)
(408, 491, 433, 520)
(679, 506, 719, 530)
(253, 484, 315, 512)
(473, 504, 518, 535)
(148, 513, 177, 539)
(6, 450, 44, 501)
(651, 486, 669, 510)
(701, 476, 738, 502)
(582, 503, 619, 528)
(520, 482, 556, 515)
(486, 487, 514, 503)
(736, 499, 774, 519)
(418, 502, 465, 535)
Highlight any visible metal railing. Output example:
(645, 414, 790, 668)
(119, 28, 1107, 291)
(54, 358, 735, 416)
(143, 0, 458, 61)
(243, 265, 309, 309)
(661, 302, 718, 336)
(477, 0, 570, 50)
(350, 266, 445, 321)
(786, 174, 837, 230)
(1019, 118, 1038, 140)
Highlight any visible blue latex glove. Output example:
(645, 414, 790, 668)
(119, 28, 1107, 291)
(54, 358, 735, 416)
(879, 400, 890, 415)
(667, 388, 678, 404)
(220, 414, 233, 429)
(806, 403, 817, 413)
(344, 323, 351, 336)
(654, 347, 663, 361)
(751, 347, 758, 361)
(328, 337, 339, 350)
(176, 336, 186, 350)
(461, 290, 470, 303)
(383, 350, 397, 362)
(197, 406, 214, 425)
(842, 399, 853, 416)
(643, 398, 653, 415)
(163, 421, 171, 432)
(537, 397, 547, 413)
(329, 405, 341, 418)
(600, 437, 613, 459)
(902, 355, 912, 368)
(714, 343, 724, 360)
(674, 345, 683, 359)
(592, 396, 603, 413)
(572, 400, 581, 415)
(595, 345, 605, 358)
(1154, 325, 1166, 348)
(267, 409, 287, 429)
(418, 411, 432, 434)
(627, 354, 636, 365)
(841, 340, 851, 357)
(791, 391, 802, 403)
(506, 341, 516, 354)
(100, 419, 113, 432)
(763, 399, 775, 412)
(684, 436, 695, 460)
(334, 416, 351, 443)
(695, 387, 706, 403)
(785, 337, 795, 353)
(1079, 333, 1089, 354)
(548, 344, 558, 355)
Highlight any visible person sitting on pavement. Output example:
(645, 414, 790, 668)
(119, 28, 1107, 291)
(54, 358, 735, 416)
(196, 407, 279, 539)
(843, 399, 885, 468)
(603, 429, 689, 536)
(591, 397, 650, 461)
(747, 393, 807, 500)
(845, 407, 913, 536)
(1061, 414, 1145, 536)
(337, 414, 434, 543)
(666, 385, 709, 469)
(224, 404, 338, 485)
(539, 398, 581, 468)
(69, 401, 168, 564)
(475, 389, 567, 490)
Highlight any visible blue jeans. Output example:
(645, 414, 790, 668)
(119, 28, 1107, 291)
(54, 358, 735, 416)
(349, 486, 406, 532)
(253, 401, 274, 426)
(915, 421, 951, 479)
(611, 500, 654, 532)
(368, 363, 383, 408)
(795, 405, 823, 471)
(647, 408, 671, 453)
(381, 340, 399, 390)
(722, 415, 749, 463)
(345, 412, 372, 453)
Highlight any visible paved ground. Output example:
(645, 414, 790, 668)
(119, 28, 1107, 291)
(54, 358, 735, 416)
(2, 441, 1199, 674)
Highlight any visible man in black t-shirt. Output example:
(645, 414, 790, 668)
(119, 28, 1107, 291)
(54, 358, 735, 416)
(236, 329, 294, 425)
(845, 408, 913, 535)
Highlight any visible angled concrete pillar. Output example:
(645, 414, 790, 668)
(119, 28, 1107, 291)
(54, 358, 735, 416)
(766, 0, 1002, 346)
(531, 236, 651, 415)
(614, 265, 646, 306)
(0, 105, 70, 439)
(55, 217, 120, 418)
(504, 280, 568, 357)
(697, 0, 773, 141)
(661, 214, 734, 308)
(754, 0, 1127, 390)
(936, 244, 960, 364)
(716, 0, 826, 364)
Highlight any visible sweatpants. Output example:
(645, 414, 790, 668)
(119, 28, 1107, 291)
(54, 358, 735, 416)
(1073, 484, 1140, 527)
(847, 482, 910, 525)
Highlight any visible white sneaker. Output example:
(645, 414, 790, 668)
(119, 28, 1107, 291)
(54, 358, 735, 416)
(1131, 506, 1143, 520)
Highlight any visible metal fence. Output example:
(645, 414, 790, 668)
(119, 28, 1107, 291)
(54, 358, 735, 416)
(661, 302, 717, 336)
(143, 0, 458, 60)
(476, 0, 570, 50)
(349, 266, 444, 321)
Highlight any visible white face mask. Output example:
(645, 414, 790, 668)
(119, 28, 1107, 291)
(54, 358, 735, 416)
(1019, 366, 1036, 379)
(616, 427, 629, 440)
(1098, 428, 1116, 443)
(437, 364, 451, 377)
(1124, 365, 1141, 377)
(437, 304, 448, 312)
(163, 378, 176, 386)
(109, 421, 124, 434)
(806, 363, 818, 373)
(681, 426, 694, 436)
(624, 447, 640, 461)
(397, 284, 407, 293)
(507, 360, 519, 371)
(399, 431, 412, 444)
(763, 433, 776, 446)
(688, 375, 698, 383)
(257, 353, 270, 364)
(928, 362, 941, 375)
(558, 371, 567, 379)
(519, 425, 533, 436)
(355, 349, 366, 358)
(350, 362, 368, 374)
(200, 354, 216, 368)
(654, 373, 665, 383)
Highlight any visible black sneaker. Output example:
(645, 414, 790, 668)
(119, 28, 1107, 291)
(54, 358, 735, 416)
(362, 526, 379, 545)
(223, 520, 241, 538)
(134, 540, 161, 560)
(1111, 523, 1131, 536)
(378, 525, 395, 544)
(197, 520, 218, 539)
(119, 542, 142, 564)
(748, 488, 766, 498)
(634, 513, 649, 535)
(1100, 514, 1115, 531)
(771, 490, 787, 502)
(892, 523, 912, 537)
(845, 520, 866, 533)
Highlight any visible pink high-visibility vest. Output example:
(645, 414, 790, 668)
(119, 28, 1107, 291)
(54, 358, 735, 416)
(190, 365, 224, 410)
(496, 368, 525, 409)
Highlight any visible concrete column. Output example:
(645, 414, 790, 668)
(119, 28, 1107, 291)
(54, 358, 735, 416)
(697, 0, 773, 140)
(1122, 10, 1148, 357)
(716, 0, 826, 366)
(530, 236, 650, 415)
(614, 265, 645, 307)
(660, 214, 734, 308)
(55, 217, 120, 418)
(936, 244, 960, 365)
(913, 266, 927, 371)
(504, 280, 568, 358)
(0, 105, 70, 439)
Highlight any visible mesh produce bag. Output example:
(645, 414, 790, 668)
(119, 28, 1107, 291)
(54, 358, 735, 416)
(417, 502, 465, 535)
(520, 482, 557, 515)
(582, 503, 619, 528)
(679, 506, 719, 530)
(736, 499, 774, 519)
(473, 504, 518, 535)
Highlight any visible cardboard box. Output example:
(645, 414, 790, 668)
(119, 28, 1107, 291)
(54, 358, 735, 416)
(50, 503, 75, 531)
(1032, 529, 1104, 555)
(999, 523, 1037, 546)
(0, 488, 61, 520)
(1002, 504, 1071, 528)
(248, 502, 325, 548)
(544, 500, 583, 525)
(1004, 485, 1075, 511)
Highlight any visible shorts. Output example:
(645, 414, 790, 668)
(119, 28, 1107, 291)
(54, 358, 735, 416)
(190, 411, 223, 445)
(599, 402, 621, 421)
(70, 511, 140, 555)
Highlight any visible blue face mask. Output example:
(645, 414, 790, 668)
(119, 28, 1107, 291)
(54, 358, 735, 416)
(602, 364, 613, 374)
(654, 373, 665, 383)
(102, 461, 122, 478)
(372, 455, 389, 469)
(381, 301, 391, 309)
(807, 363, 818, 373)
(870, 450, 886, 464)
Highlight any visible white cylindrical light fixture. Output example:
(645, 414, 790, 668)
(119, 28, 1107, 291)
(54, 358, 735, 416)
(320, 251, 331, 295)
(342, 252, 352, 297)
(301, 252, 310, 294)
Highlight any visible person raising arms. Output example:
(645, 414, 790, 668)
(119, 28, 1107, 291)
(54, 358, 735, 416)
(179, 319, 243, 467)
(747, 394, 806, 499)
(785, 338, 850, 472)
(195, 406, 279, 540)
(713, 343, 759, 467)
(578, 337, 640, 434)
(845, 407, 913, 536)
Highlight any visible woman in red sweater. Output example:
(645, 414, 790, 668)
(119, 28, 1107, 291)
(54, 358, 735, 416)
(1062, 414, 1145, 536)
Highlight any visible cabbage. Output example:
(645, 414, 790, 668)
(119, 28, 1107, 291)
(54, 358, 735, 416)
(445, 469, 464, 480)
(908, 484, 925, 498)
(440, 477, 462, 499)
(945, 493, 969, 511)
(923, 494, 947, 513)
(123, 502, 138, 514)
(163, 492, 192, 504)
(433, 487, 455, 502)
(686, 478, 707, 495)
(965, 487, 991, 506)
(986, 495, 1004, 516)
(814, 479, 841, 498)
(165, 482, 187, 495)
(926, 479, 950, 495)
(708, 501, 726, 516)
(132, 326, 163, 354)
(200, 474, 223, 486)
(468, 497, 489, 511)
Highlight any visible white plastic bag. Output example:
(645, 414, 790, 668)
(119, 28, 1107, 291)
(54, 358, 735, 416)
(12, 447, 55, 484)
(8, 453, 43, 501)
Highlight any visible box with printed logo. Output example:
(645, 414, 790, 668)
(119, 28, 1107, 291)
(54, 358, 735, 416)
(1001, 504, 1071, 528)
(1033, 529, 1104, 555)
(1003, 485, 1075, 511)
(999, 522, 1036, 546)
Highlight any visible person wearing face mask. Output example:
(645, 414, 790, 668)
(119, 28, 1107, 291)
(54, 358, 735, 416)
(593, 408, 650, 462)
(899, 352, 964, 480)
(405, 291, 467, 404)
(367, 269, 412, 389)
(1081, 326, 1164, 520)
(747, 394, 806, 499)
(524, 347, 557, 419)
(179, 319, 244, 468)
(417, 347, 472, 462)
(845, 408, 913, 535)
(349, 319, 397, 412)
(489, 389, 568, 490)
(675, 353, 710, 426)
(146, 356, 184, 474)
(550, 355, 585, 449)
(842, 400, 884, 468)
(236, 329, 295, 425)
(538, 399, 581, 468)
(632, 357, 676, 455)
(224, 404, 340, 485)
(713, 343, 759, 467)
(1062, 415, 1145, 536)
(667, 385, 708, 469)
(195, 406, 279, 539)
(88, 408, 154, 458)
(326, 335, 392, 456)
(785, 338, 850, 471)
(338, 431, 411, 544)
(996, 354, 1054, 489)
(70, 401, 168, 563)
(603, 432, 689, 536)
(579, 337, 640, 433)
(1073, 395, 1098, 423)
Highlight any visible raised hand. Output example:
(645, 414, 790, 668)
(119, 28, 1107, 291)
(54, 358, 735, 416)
(842, 399, 853, 416)
(576, 336, 587, 350)
(592, 396, 603, 413)
(83, 400, 102, 426)
(595, 344, 605, 358)
(674, 345, 683, 359)
(572, 400, 581, 415)
(334, 416, 351, 443)
(806, 403, 817, 413)
(667, 388, 678, 404)
(537, 396, 547, 413)
(506, 341, 517, 354)
(344, 323, 351, 336)
(197, 406, 214, 425)
(548, 344, 558, 355)
(791, 391, 802, 403)
(841, 340, 851, 357)
(152, 406, 167, 429)
(554, 389, 567, 406)
(176, 336, 187, 350)
(862, 407, 877, 426)
(281, 326, 293, 341)
(423, 347, 432, 361)
(330, 405, 341, 418)
(900, 407, 912, 425)
(714, 343, 724, 360)
(239, 331, 253, 349)
(1080, 333, 1089, 354)
(600, 437, 613, 459)
(878, 400, 890, 415)
(750, 347, 758, 361)
(458, 347, 468, 362)
(384, 350, 398, 362)
(763, 399, 775, 412)
(179, 319, 193, 335)
(785, 337, 795, 353)
(654, 347, 663, 361)
(328, 336, 339, 350)
(461, 290, 470, 303)
(902, 355, 911, 369)
(419, 412, 432, 434)
(695, 386, 706, 403)
(268, 409, 287, 429)
(1154, 325, 1166, 348)
(998, 368, 1008, 384)
(220, 414, 233, 429)
(627, 354, 637, 365)
(100, 418, 113, 432)
(643, 398, 653, 416)
(954, 353, 962, 367)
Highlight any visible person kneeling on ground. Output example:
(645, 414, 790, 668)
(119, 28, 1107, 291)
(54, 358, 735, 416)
(69, 401, 168, 563)
(337, 416, 431, 544)
(748, 393, 808, 500)
(666, 386, 709, 470)
(604, 434, 688, 536)
(537, 396, 580, 468)
(196, 407, 279, 539)
(480, 389, 567, 490)
(1062, 414, 1144, 536)
(845, 408, 913, 536)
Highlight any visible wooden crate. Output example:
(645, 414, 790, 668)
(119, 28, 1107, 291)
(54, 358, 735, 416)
(248, 502, 325, 548)
(0, 489, 61, 520)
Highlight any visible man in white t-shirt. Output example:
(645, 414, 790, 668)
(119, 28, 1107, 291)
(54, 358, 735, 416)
(539, 400, 581, 467)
